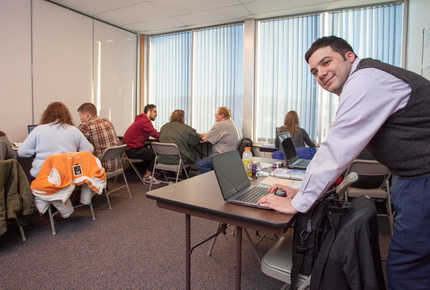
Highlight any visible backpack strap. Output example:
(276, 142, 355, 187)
(291, 224, 309, 290)
(290, 189, 337, 289)
(310, 201, 351, 289)
(290, 189, 338, 290)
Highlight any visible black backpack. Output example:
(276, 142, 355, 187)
(290, 189, 350, 289)
(238, 137, 253, 156)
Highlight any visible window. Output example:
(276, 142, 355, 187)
(255, 3, 404, 144)
(148, 24, 244, 133)
(192, 25, 244, 133)
(147, 3, 404, 144)
(148, 32, 192, 126)
(255, 15, 321, 143)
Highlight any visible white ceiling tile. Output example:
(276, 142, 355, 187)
(176, 4, 251, 26)
(245, 0, 329, 15)
(59, 0, 146, 15)
(124, 17, 188, 34)
(96, 2, 169, 25)
(152, 0, 242, 16)
(46, 0, 396, 35)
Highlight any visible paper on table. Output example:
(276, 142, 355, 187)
(259, 162, 272, 169)
(271, 168, 305, 180)
(259, 176, 302, 189)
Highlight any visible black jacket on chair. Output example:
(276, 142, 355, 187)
(316, 196, 386, 290)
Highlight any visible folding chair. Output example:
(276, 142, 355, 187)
(149, 142, 190, 191)
(123, 155, 145, 184)
(31, 151, 106, 236)
(48, 198, 95, 236)
(99, 144, 132, 210)
(345, 159, 393, 235)
(336, 172, 358, 199)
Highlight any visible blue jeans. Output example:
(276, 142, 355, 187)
(387, 175, 430, 289)
(197, 156, 213, 174)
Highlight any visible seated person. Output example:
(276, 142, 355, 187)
(159, 110, 201, 165)
(18, 102, 93, 179)
(123, 104, 160, 184)
(77, 102, 120, 172)
(0, 131, 17, 160)
(198, 107, 240, 173)
(275, 110, 316, 148)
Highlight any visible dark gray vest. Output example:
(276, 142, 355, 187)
(354, 58, 430, 178)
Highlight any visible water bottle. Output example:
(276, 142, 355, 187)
(242, 147, 253, 177)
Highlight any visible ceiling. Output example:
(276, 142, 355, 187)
(50, 0, 391, 35)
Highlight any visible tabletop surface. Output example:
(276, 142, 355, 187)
(146, 165, 294, 232)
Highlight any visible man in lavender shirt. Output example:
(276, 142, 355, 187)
(259, 36, 430, 289)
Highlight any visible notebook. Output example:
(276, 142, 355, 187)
(211, 150, 271, 209)
(278, 134, 310, 170)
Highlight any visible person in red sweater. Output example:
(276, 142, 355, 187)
(123, 104, 160, 184)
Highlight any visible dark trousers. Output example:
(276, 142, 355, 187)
(387, 175, 430, 289)
(126, 146, 155, 175)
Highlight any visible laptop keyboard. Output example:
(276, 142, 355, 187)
(235, 187, 269, 203)
(294, 159, 310, 167)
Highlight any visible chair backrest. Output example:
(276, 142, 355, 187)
(346, 159, 391, 190)
(151, 142, 181, 156)
(347, 159, 390, 176)
(336, 172, 358, 198)
(99, 144, 127, 161)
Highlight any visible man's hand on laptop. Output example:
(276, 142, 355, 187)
(267, 184, 299, 198)
(257, 184, 300, 214)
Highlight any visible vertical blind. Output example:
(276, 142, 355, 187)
(255, 3, 404, 144)
(192, 25, 244, 133)
(148, 2, 404, 142)
(255, 15, 321, 143)
(149, 25, 244, 133)
(149, 32, 192, 128)
(316, 4, 404, 141)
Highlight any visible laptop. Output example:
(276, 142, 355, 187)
(27, 124, 38, 134)
(278, 133, 311, 170)
(211, 150, 271, 209)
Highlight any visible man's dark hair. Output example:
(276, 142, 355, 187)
(144, 104, 156, 114)
(305, 36, 356, 63)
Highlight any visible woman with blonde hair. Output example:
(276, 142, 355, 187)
(276, 110, 316, 148)
(18, 102, 93, 178)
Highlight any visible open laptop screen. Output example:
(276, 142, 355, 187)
(211, 150, 250, 200)
(27, 125, 37, 134)
(281, 137, 299, 163)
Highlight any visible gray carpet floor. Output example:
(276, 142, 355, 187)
(0, 173, 391, 289)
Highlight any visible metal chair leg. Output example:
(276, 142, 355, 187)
(18, 224, 26, 241)
(207, 223, 229, 256)
(89, 203, 96, 220)
(48, 206, 57, 236)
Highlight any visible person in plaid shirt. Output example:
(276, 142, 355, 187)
(77, 103, 120, 172)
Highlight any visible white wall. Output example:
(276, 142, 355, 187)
(93, 20, 137, 135)
(0, 0, 138, 142)
(32, 0, 93, 125)
(406, 0, 430, 75)
(0, 0, 32, 141)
